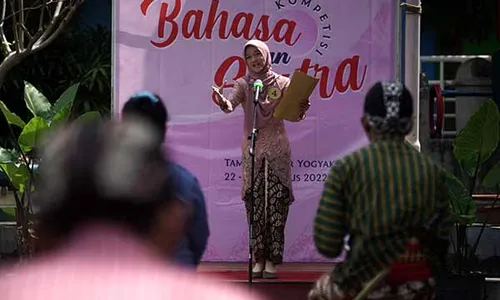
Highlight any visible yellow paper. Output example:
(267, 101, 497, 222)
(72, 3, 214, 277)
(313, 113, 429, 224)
(273, 70, 319, 121)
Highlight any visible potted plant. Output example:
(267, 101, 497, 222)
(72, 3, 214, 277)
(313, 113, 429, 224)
(0, 82, 100, 259)
(436, 99, 500, 300)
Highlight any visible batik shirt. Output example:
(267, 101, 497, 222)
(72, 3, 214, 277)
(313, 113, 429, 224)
(314, 137, 452, 291)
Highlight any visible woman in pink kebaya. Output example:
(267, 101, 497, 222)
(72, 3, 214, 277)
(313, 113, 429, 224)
(212, 39, 310, 278)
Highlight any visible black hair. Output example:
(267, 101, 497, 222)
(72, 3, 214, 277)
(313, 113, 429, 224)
(35, 120, 177, 238)
(122, 91, 168, 142)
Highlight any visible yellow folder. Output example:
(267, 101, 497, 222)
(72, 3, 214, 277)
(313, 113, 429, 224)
(273, 70, 319, 121)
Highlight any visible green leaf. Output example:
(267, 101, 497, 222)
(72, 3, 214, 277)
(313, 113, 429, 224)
(48, 83, 80, 124)
(2, 207, 15, 216)
(24, 81, 51, 119)
(50, 103, 72, 128)
(74, 111, 101, 123)
(0, 101, 26, 128)
(453, 99, 500, 175)
(483, 161, 500, 188)
(444, 171, 477, 225)
(459, 153, 478, 176)
(17, 117, 49, 153)
(0, 147, 16, 163)
(83, 101, 90, 112)
(0, 208, 15, 222)
(0, 162, 30, 192)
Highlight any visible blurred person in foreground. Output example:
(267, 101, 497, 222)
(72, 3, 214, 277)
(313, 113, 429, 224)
(0, 120, 263, 300)
(122, 91, 209, 268)
(309, 81, 452, 300)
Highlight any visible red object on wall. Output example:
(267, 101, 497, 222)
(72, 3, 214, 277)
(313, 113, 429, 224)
(429, 84, 444, 138)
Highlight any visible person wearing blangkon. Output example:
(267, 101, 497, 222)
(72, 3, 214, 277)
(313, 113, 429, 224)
(309, 81, 453, 300)
(212, 39, 310, 278)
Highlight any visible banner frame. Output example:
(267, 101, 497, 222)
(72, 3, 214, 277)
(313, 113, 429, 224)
(395, 0, 403, 82)
(111, 0, 117, 117)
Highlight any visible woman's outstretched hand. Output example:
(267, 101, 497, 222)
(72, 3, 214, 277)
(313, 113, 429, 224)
(212, 81, 228, 110)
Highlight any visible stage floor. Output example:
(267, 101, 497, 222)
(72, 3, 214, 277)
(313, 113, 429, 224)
(198, 262, 334, 283)
(199, 262, 334, 272)
(198, 262, 335, 300)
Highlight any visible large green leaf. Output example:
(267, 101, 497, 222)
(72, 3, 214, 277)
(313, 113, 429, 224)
(48, 83, 80, 124)
(50, 104, 72, 128)
(0, 208, 15, 222)
(482, 161, 500, 188)
(0, 147, 17, 163)
(0, 101, 26, 128)
(24, 81, 51, 119)
(444, 171, 477, 225)
(453, 99, 500, 175)
(17, 117, 49, 153)
(74, 111, 101, 123)
(0, 162, 30, 192)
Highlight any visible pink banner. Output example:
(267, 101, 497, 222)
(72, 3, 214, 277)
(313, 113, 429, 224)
(114, 0, 397, 262)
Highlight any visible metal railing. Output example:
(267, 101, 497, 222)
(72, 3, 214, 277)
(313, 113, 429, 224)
(420, 55, 491, 87)
(420, 55, 491, 137)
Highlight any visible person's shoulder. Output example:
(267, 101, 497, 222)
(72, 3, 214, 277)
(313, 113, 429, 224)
(277, 74, 291, 86)
(167, 162, 205, 206)
(334, 147, 367, 170)
(401, 143, 449, 182)
(168, 162, 198, 183)
(404, 144, 443, 172)
(277, 73, 290, 81)
(430, 159, 450, 184)
(419, 152, 441, 170)
(0, 261, 266, 300)
(235, 77, 249, 88)
(169, 162, 191, 176)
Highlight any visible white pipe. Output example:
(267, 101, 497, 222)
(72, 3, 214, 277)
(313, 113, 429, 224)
(394, 0, 402, 82)
(404, 0, 421, 152)
(111, 0, 117, 117)
(420, 55, 491, 63)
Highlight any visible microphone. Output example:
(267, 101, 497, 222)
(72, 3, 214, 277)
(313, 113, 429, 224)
(253, 79, 263, 104)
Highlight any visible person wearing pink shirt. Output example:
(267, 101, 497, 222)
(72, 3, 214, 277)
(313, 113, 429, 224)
(0, 119, 266, 300)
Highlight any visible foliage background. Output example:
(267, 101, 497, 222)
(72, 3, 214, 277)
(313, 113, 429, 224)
(0, 0, 112, 147)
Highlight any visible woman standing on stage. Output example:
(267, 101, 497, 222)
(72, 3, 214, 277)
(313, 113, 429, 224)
(212, 39, 310, 279)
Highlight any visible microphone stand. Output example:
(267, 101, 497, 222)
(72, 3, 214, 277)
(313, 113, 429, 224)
(247, 82, 261, 288)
